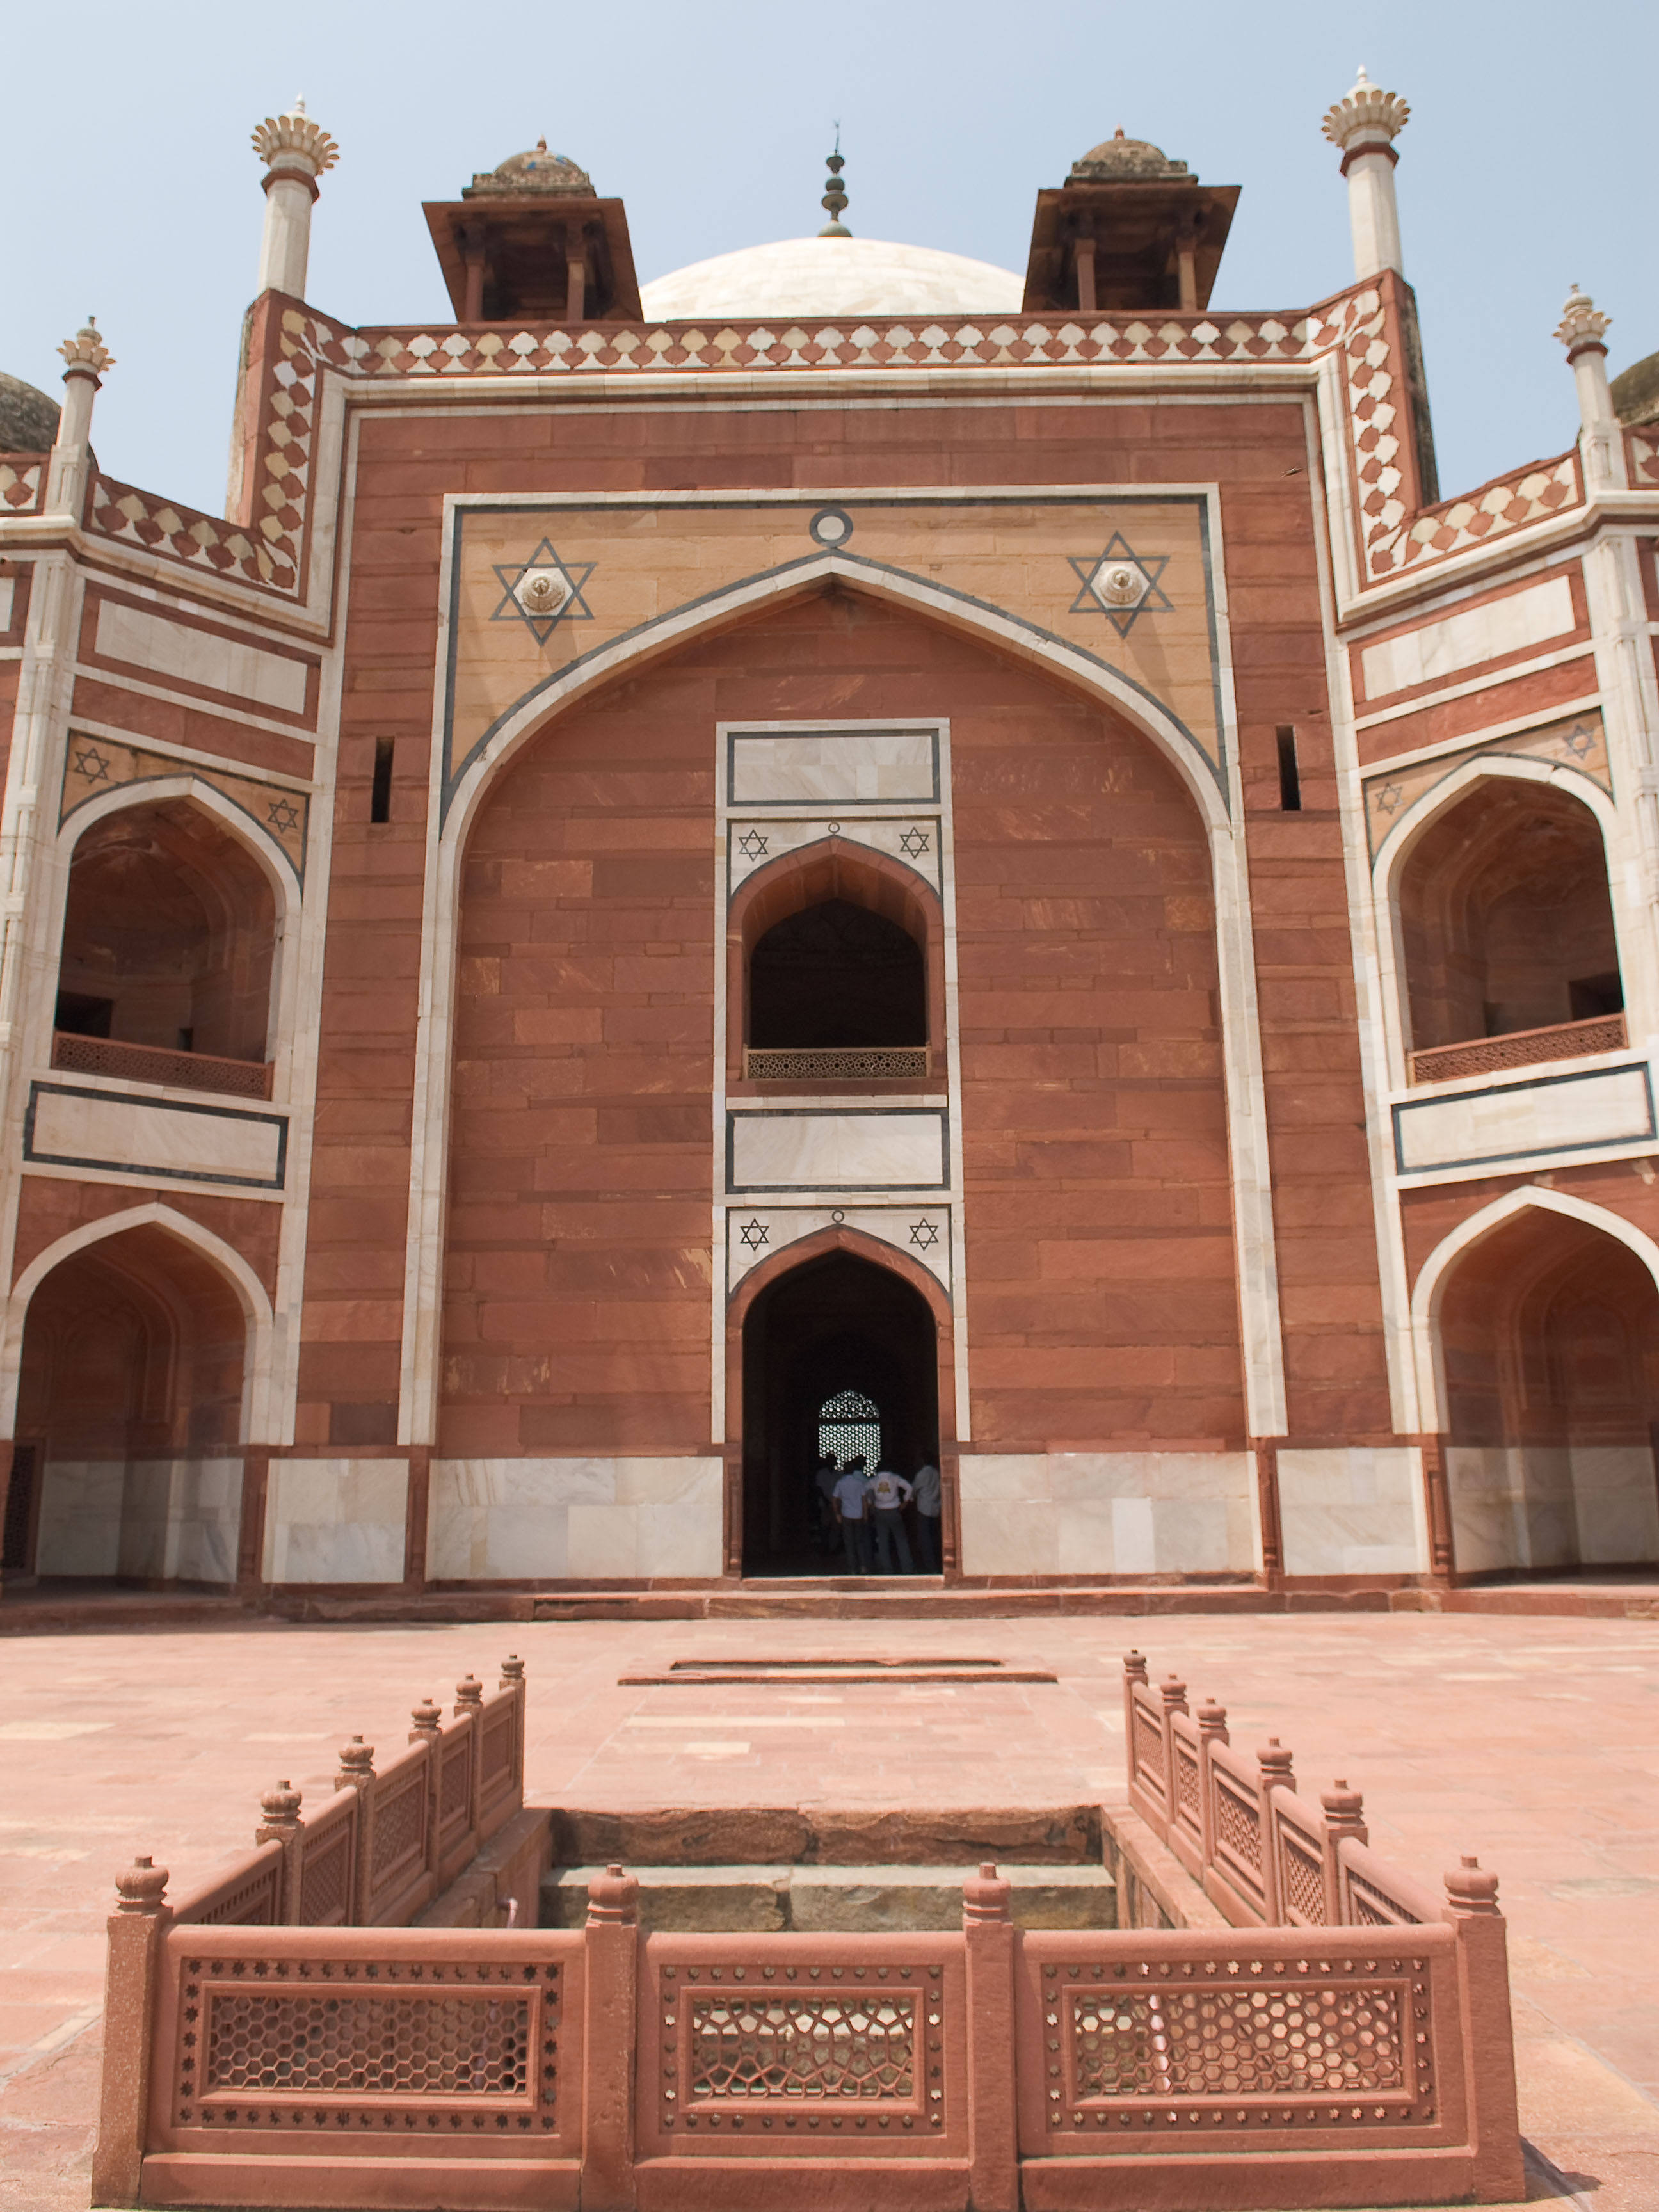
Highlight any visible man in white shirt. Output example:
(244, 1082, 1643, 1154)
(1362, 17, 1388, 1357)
(868, 1464, 914, 1575)
(831, 1457, 872, 1576)
(911, 1459, 942, 1573)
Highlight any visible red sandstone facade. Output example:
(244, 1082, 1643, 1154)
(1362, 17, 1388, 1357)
(2, 82, 1657, 1605)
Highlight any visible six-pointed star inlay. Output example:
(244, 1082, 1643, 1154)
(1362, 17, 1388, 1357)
(1066, 532, 1173, 637)
(739, 1219, 770, 1251)
(491, 538, 597, 645)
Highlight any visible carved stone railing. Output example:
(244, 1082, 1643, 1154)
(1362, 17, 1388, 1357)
(91, 1653, 1523, 2209)
(1125, 1651, 1451, 1931)
(101, 1849, 1523, 2210)
(743, 1045, 929, 1082)
(1408, 1011, 1626, 1087)
(51, 1031, 275, 1101)
(165, 1658, 527, 1930)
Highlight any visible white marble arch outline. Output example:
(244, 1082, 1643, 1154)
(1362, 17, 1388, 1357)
(33, 775, 303, 1082)
(1368, 752, 1641, 1096)
(1406, 1183, 1659, 1434)
(0, 1199, 278, 1444)
(400, 542, 1288, 1443)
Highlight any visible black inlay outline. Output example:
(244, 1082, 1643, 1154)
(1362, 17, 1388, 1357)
(1390, 1060, 1655, 1177)
(23, 1080, 289, 1191)
(440, 494, 1228, 822)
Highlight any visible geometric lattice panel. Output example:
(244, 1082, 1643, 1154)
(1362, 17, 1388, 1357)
(689, 1994, 915, 2099)
(203, 1990, 531, 2096)
(1071, 1982, 1406, 2099)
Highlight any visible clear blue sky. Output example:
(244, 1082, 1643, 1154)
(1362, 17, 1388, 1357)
(4, 0, 1653, 517)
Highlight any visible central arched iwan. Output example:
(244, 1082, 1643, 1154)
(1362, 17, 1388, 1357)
(437, 583, 1244, 1466)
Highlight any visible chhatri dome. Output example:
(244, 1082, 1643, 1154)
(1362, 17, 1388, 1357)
(639, 147, 1023, 321)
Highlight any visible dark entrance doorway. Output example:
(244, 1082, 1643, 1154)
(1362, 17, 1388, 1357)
(740, 1251, 940, 1576)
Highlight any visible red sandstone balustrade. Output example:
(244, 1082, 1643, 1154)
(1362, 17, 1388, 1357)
(94, 1654, 1521, 2209)
(164, 1657, 527, 1934)
(1408, 1010, 1626, 1086)
(50, 1030, 275, 1100)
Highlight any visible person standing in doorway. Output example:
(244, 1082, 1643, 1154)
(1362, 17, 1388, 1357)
(911, 1456, 942, 1573)
(833, 1455, 872, 1576)
(869, 1462, 915, 1575)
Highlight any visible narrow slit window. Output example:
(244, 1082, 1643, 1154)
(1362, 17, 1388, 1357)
(1276, 725, 1302, 812)
(370, 738, 394, 824)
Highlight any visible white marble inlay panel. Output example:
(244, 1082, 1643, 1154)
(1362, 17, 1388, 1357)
(34, 1460, 125, 1575)
(958, 1452, 1255, 1577)
(262, 1459, 408, 1584)
(728, 728, 938, 806)
(1394, 1066, 1653, 1175)
(28, 1086, 285, 1186)
(726, 1205, 950, 1291)
(1276, 1447, 1425, 1576)
(1361, 574, 1576, 699)
(95, 598, 310, 714)
(117, 1457, 242, 1583)
(0, 579, 13, 630)
(728, 1109, 948, 1192)
(428, 1456, 721, 1581)
(728, 815, 942, 897)
(1446, 1443, 1659, 1572)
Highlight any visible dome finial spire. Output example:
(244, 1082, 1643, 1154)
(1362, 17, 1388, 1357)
(819, 128, 851, 240)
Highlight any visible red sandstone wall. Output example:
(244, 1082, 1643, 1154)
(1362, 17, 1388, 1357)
(441, 590, 1248, 1455)
(300, 395, 1393, 1455)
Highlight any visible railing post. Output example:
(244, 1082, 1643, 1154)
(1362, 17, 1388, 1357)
(1158, 1672, 1187, 1799)
(1256, 1738, 1295, 1925)
(1195, 1695, 1228, 1880)
(583, 1864, 639, 2211)
(456, 1672, 485, 1842)
(1319, 1780, 1367, 1926)
(1443, 1856, 1525, 2202)
(91, 1857, 168, 2209)
(410, 1695, 443, 1888)
(254, 1780, 304, 1923)
(500, 1652, 527, 1804)
(963, 1863, 1018, 2212)
(1121, 1649, 1148, 1789)
(335, 1734, 375, 1925)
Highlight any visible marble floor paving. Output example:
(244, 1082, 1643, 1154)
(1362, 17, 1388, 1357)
(0, 1608, 1654, 2208)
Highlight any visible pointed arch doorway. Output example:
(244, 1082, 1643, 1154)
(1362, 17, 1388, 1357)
(735, 1242, 947, 1576)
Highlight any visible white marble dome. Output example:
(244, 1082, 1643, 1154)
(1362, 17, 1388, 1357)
(638, 236, 1023, 322)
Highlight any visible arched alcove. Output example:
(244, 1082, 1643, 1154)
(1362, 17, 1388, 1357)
(1397, 780, 1622, 1073)
(55, 797, 277, 1090)
(739, 1248, 940, 1575)
(1435, 1205, 1659, 1574)
(13, 1223, 248, 1583)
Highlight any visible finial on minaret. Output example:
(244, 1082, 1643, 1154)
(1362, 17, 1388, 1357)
(47, 317, 114, 517)
(1322, 65, 1410, 282)
(1555, 284, 1626, 489)
(819, 132, 851, 240)
(251, 95, 339, 300)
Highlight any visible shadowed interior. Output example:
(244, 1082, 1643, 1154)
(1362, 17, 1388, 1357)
(54, 799, 276, 1062)
(1399, 782, 1621, 1050)
(741, 1251, 939, 1575)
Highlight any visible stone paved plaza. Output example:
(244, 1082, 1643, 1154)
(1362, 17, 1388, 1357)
(1, 1608, 1655, 2209)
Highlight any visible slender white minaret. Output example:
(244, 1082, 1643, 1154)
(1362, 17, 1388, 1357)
(1322, 65, 1411, 281)
(1554, 285, 1626, 490)
(250, 97, 339, 300)
(45, 317, 114, 516)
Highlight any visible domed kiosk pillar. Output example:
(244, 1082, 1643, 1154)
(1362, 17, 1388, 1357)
(252, 97, 339, 301)
(1322, 66, 1409, 281)
(45, 317, 113, 518)
(1555, 285, 1628, 490)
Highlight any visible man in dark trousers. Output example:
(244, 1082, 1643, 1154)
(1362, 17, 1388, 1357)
(869, 1461, 914, 1575)
(832, 1456, 872, 1575)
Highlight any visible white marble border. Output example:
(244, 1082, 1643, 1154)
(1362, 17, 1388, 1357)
(710, 716, 969, 1441)
(399, 497, 1287, 1448)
